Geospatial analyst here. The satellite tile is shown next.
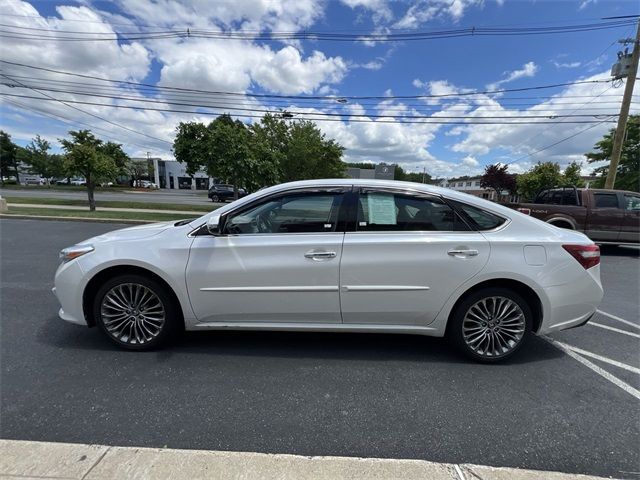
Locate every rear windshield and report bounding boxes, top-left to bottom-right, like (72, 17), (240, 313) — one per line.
(449, 201), (507, 231)
(536, 188), (580, 206)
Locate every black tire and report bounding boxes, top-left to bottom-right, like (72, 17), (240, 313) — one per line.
(93, 274), (181, 351)
(211, 194), (220, 203)
(447, 287), (532, 363)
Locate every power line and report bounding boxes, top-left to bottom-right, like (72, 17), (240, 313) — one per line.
(0, 83), (624, 120)
(0, 59), (613, 101)
(0, 74), (172, 145)
(0, 18), (636, 42)
(506, 118), (614, 165)
(2, 73), (633, 114)
(0, 91), (618, 125)
(1, 97), (163, 150)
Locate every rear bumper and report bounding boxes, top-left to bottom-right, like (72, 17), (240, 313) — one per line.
(537, 268), (603, 335)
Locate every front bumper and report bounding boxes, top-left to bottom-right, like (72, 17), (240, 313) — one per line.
(52, 260), (88, 326)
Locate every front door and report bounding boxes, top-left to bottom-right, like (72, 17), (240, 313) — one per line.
(586, 192), (623, 241)
(186, 187), (348, 324)
(620, 192), (640, 243)
(340, 188), (490, 326)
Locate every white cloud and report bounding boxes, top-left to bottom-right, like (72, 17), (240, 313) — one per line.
(448, 70), (640, 171)
(0, 0), (151, 81)
(394, 0), (484, 29)
(487, 61), (538, 90)
(462, 155), (479, 167)
(553, 61), (582, 69)
(340, 0), (393, 23)
(578, 0), (597, 10)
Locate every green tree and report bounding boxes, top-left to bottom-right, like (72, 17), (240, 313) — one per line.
(0, 130), (20, 185)
(517, 162), (563, 201)
(280, 120), (345, 182)
(126, 158), (150, 187)
(586, 115), (639, 191)
(560, 161), (585, 188)
(59, 130), (126, 211)
(23, 135), (64, 185)
(174, 113), (346, 194)
(517, 160), (588, 200)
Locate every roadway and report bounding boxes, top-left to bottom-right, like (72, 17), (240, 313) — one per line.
(1, 218), (638, 478)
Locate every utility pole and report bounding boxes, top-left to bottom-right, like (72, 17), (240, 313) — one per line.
(605, 19), (640, 189)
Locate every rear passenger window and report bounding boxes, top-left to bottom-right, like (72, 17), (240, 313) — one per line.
(449, 201), (507, 230)
(594, 193), (619, 208)
(357, 190), (469, 232)
(561, 189), (579, 206)
(624, 194), (640, 211)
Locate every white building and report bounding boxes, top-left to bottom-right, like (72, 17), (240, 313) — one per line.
(148, 158), (213, 190)
(437, 176), (518, 202)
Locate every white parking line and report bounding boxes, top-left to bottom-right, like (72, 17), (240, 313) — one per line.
(543, 336), (640, 401)
(588, 322), (640, 339)
(554, 341), (640, 375)
(597, 309), (640, 331)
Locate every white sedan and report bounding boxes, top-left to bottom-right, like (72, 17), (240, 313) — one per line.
(53, 179), (603, 362)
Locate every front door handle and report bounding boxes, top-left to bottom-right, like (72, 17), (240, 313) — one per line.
(304, 251), (337, 260)
(448, 249), (479, 257)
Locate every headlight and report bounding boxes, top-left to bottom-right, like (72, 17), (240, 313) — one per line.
(59, 244), (94, 264)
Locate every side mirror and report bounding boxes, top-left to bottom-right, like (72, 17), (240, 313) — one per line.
(206, 215), (222, 235)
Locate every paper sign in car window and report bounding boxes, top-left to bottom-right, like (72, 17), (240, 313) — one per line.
(367, 193), (397, 225)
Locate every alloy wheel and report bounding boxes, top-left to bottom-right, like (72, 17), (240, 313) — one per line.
(462, 296), (526, 358)
(100, 283), (166, 345)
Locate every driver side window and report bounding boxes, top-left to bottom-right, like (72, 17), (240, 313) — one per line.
(224, 192), (344, 234)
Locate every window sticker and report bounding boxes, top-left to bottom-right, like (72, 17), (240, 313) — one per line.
(367, 193), (397, 225)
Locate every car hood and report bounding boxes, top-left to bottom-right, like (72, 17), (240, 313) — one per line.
(86, 221), (175, 244)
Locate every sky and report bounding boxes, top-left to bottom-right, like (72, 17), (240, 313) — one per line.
(0, 0), (638, 179)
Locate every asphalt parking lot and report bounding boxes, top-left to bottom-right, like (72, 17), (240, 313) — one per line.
(1, 218), (638, 478)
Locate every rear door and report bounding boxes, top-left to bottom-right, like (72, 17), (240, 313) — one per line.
(339, 187), (490, 326)
(620, 193), (640, 243)
(586, 192), (623, 241)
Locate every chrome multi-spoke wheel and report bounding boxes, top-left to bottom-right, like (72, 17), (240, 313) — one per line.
(449, 288), (532, 362)
(100, 283), (166, 345)
(462, 296), (526, 358)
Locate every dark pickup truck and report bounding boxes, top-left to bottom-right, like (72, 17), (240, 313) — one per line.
(511, 187), (640, 245)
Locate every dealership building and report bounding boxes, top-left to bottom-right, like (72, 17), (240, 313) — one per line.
(146, 158), (214, 190)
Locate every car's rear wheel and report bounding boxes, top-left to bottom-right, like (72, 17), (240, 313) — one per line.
(448, 287), (531, 363)
(93, 274), (180, 350)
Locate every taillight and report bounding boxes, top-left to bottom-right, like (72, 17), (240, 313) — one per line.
(562, 244), (600, 269)
(518, 208), (531, 215)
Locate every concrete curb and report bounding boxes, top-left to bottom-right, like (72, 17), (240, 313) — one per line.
(0, 440), (616, 480)
(0, 213), (153, 224)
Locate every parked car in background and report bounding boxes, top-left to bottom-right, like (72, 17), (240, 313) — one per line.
(70, 178), (87, 186)
(138, 180), (159, 189)
(208, 184), (247, 202)
(54, 179), (603, 363)
(510, 187), (639, 245)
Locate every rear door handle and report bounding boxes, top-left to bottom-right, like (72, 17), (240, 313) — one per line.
(448, 249), (479, 257)
(304, 251), (337, 260)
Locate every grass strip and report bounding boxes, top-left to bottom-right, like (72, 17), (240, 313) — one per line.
(3, 196), (212, 213)
(5, 206), (200, 222)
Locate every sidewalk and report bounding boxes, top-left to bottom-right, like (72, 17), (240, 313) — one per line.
(0, 440), (613, 480)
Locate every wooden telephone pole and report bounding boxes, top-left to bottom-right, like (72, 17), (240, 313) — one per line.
(604, 19), (640, 189)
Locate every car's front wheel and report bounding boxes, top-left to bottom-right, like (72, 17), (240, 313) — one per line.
(93, 274), (180, 350)
(448, 287), (531, 363)
(211, 194), (220, 203)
